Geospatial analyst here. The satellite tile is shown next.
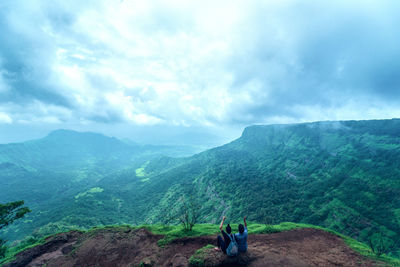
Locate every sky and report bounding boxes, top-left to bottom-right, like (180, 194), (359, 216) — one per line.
(1, 0), (400, 145)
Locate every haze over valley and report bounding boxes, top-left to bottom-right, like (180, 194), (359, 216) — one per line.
(1, 0), (400, 265)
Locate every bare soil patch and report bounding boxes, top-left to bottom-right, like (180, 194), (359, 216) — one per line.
(4, 228), (382, 267)
(197, 228), (379, 267)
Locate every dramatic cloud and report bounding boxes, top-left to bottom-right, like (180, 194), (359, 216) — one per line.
(1, 0), (400, 144)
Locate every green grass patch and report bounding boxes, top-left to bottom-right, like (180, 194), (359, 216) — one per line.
(189, 244), (214, 267)
(0, 240), (44, 265)
(0, 229), (84, 265)
(135, 161), (149, 178)
(141, 224), (219, 247)
(74, 187), (104, 199)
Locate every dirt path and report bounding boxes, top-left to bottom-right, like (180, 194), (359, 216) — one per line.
(4, 228), (382, 267)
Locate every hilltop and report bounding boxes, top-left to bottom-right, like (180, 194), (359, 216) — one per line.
(3, 224), (393, 267)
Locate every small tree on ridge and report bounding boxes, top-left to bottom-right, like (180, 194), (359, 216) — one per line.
(0, 200), (30, 258)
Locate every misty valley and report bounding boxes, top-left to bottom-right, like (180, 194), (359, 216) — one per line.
(1, 119), (400, 264)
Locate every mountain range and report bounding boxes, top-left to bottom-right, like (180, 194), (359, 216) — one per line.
(1, 119), (399, 257)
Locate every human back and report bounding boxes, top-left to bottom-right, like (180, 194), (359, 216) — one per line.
(235, 217), (248, 252)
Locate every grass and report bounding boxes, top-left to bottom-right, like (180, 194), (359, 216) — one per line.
(142, 224), (219, 247)
(1, 222), (399, 266)
(0, 229), (84, 265)
(74, 187), (104, 199)
(0, 236), (52, 264)
(189, 244), (214, 267)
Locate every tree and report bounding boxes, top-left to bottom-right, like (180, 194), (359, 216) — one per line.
(0, 200), (30, 230)
(367, 231), (396, 257)
(0, 200), (30, 258)
(176, 195), (200, 231)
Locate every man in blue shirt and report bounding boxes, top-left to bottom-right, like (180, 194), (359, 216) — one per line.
(235, 216), (248, 252)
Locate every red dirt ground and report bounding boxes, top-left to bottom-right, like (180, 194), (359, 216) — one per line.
(3, 228), (383, 267)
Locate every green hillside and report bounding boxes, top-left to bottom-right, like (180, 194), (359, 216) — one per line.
(0, 130), (197, 242)
(1, 119), (400, 258)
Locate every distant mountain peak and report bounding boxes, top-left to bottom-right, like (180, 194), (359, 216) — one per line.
(47, 129), (106, 137)
(45, 129), (123, 143)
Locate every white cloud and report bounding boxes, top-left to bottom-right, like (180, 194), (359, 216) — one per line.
(0, 112), (12, 124)
(1, 0), (400, 143)
(1, 101), (71, 125)
(43, 3), (239, 127)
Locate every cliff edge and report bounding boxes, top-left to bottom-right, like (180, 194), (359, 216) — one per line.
(3, 226), (384, 267)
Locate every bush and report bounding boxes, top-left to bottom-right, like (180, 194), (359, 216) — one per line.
(367, 232), (395, 257)
(0, 239), (7, 259)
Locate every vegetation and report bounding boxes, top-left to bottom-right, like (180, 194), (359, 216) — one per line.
(174, 195), (200, 231)
(0, 201), (30, 230)
(189, 244), (214, 267)
(0, 200), (30, 258)
(1, 119), (400, 258)
(367, 230), (398, 257)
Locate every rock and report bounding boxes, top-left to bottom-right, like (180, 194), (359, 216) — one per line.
(170, 253), (188, 267)
(61, 244), (74, 255)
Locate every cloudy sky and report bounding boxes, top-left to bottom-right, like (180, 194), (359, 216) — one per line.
(1, 0), (400, 145)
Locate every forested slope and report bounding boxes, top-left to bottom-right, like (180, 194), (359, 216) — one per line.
(140, 119), (400, 256)
(1, 119), (399, 257)
(0, 130), (196, 242)
(102, 119), (400, 256)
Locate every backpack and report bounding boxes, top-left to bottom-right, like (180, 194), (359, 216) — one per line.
(226, 234), (238, 256)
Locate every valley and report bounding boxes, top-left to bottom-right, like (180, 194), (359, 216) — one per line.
(1, 119), (400, 259)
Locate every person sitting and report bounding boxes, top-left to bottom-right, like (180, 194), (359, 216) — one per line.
(235, 216), (248, 252)
(215, 216), (234, 254)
